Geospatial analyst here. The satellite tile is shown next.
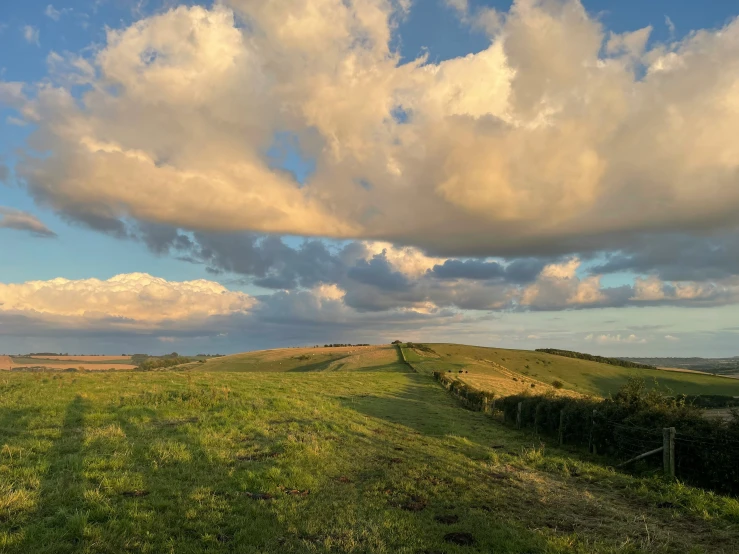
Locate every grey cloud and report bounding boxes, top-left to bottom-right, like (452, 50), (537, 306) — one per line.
(0, 206), (56, 237)
(347, 253), (412, 292)
(430, 257), (547, 283)
(591, 231), (739, 282)
(431, 259), (505, 280)
(57, 208), (128, 238)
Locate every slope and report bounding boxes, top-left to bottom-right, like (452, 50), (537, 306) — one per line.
(201, 344), (410, 373)
(1, 369), (737, 553)
(404, 343), (739, 397)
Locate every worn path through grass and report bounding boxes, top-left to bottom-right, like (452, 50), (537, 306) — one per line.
(1, 370), (738, 553)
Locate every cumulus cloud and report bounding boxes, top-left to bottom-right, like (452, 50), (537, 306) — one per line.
(520, 259), (609, 309)
(140, 226), (739, 313)
(0, 273), (255, 330)
(585, 333), (647, 344)
(0, 271), (467, 348)
(0, 207), (56, 237)
(3, 0), (739, 259)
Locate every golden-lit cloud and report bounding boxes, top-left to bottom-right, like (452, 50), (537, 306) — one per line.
(4, 0), (738, 255)
(0, 273), (255, 327)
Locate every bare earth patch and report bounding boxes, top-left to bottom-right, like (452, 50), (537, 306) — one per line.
(28, 355), (133, 361)
(0, 355), (11, 371)
(10, 362), (137, 371)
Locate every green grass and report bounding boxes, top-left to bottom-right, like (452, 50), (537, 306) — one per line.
(404, 344), (739, 397)
(202, 345), (410, 374)
(2, 367), (739, 553)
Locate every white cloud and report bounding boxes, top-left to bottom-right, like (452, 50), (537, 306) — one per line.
(665, 335), (679, 342)
(632, 276), (666, 301)
(0, 273), (255, 328)
(585, 333), (647, 344)
(22, 26), (39, 46)
(362, 241), (446, 278)
(520, 258), (606, 309)
(312, 283), (346, 301)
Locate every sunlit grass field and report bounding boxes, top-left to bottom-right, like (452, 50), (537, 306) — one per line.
(2, 352), (739, 552)
(404, 343), (739, 397)
(202, 345), (409, 374)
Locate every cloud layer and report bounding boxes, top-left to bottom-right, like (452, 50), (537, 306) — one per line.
(4, 0), (739, 257)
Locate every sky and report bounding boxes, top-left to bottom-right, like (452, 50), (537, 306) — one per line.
(1, 0), (738, 356)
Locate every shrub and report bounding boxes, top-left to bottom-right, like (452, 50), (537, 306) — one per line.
(552, 380), (564, 389)
(497, 377), (739, 495)
(535, 348), (657, 370)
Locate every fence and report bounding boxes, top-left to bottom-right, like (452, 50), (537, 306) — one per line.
(433, 371), (739, 495)
(396, 345), (416, 372)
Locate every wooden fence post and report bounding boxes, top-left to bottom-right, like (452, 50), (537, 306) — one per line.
(589, 410), (597, 454)
(482, 397), (489, 414)
(663, 427), (676, 478)
(491, 398), (496, 415)
(516, 402), (522, 429)
(558, 410), (564, 446)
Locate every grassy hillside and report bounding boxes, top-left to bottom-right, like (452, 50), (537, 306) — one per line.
(403, 343), (739, 397)
(201, 344), (410, 373)
(2, 369), (738, 553)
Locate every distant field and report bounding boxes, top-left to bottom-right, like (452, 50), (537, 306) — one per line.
(0, 356), (11, 371)
(13, 356), (133, 365)
(202, 345), (410, 373)
(10, 362), (137, 371)
(7, 355), (137, 371)
(403, 343), (739, 397)
(27, 355), (133, 362)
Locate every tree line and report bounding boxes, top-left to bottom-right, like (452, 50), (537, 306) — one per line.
(535, 348), (657, 370)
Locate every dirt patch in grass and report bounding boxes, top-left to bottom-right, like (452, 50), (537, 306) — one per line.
(28, 355), (133, 362)
(443, 532), (475, 546)
(121, 490), (150, 498)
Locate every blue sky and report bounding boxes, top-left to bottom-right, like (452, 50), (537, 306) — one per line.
(1, 0), (739, 356)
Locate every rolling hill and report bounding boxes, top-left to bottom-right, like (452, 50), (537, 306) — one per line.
(401, 343), (739, 398)
(201, 344), (410, 373)
(3, 343), (739, 552)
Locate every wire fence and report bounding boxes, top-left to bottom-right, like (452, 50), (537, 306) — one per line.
(432, 372), (739, 495)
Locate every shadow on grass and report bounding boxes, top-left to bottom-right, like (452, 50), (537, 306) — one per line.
(111, 401), (293, 551)
(0, 406), (39, 439)
(16, 395), (89, 551)
(339, 374), (506, 447)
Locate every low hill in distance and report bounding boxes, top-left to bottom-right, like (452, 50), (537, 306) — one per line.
(201, 344), (411, 373)
(620, 356), (739, 378)
(401, 343), (739, 398)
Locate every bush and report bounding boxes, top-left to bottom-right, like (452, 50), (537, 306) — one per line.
(535, 348), (657, 370)
(138, 357), (193, 371)
(497, 377), (739, 495)
(552, 380), (564, 389)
